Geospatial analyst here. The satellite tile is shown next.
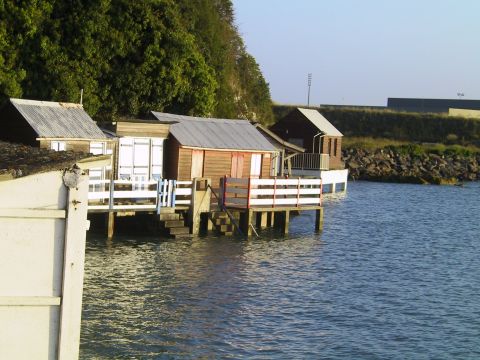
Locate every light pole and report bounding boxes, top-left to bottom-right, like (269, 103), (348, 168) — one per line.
(307, 73), (312, 107)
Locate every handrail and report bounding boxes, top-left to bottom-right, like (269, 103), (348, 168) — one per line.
(208, 183), (245, 237)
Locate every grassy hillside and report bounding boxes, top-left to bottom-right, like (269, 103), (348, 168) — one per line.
(273, 105), (480, 146)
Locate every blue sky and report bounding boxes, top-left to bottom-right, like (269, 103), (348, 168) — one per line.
(232, 0), (480, 106)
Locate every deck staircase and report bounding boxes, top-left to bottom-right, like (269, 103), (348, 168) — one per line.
(159, 208), (192, 238)
(209, 211), (235, 236)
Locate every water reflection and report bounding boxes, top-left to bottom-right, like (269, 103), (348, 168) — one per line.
(81, 182), (480, 359)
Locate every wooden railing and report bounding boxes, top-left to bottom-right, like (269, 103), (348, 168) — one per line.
(88, 179), (192, 212)
(291, 153), (329, 170)
(222, 177), (323, 209)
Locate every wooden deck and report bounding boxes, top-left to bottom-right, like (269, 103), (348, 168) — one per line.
(221, 176), (324, 235)
(87, 176), (326, 238)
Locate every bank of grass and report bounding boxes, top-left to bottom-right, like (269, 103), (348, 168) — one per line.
(343, 137), (480, 156)
(272, 105), (480, 146)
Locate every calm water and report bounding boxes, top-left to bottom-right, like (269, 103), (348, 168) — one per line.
(80, 181), (480, 359)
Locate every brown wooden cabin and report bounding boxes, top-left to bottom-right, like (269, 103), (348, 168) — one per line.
(252, 122), (305, 176)
(270, 107), (344, 170)
(151, 112), (277, 188)
(0, 98), (112, 151)
(0, 98), (115, 179)
(114, 119), (171, 180)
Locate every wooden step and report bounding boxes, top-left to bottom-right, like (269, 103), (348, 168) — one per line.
(220, 224), (233, 232)
(163, 220), (185, 228)
(159, 213), (180, 221)
(173, 233), (194, 239)
(211, 211), (228, 219)
(214, 218), (231, 226)
(169, 226), (190, 235)
(159, 207), (175, 214)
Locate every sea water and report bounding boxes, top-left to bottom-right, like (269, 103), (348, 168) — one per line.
(80, 181), (480, 359)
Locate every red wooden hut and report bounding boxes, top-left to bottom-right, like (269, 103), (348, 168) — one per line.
(151, 112), (277, 188)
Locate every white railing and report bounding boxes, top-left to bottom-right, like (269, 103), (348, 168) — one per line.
(88, 179), (192, 212)
(291, 153), (329, 170)
(222, 177), (323, 208)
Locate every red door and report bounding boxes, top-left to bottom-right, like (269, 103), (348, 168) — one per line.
(231, 153), (244, 178)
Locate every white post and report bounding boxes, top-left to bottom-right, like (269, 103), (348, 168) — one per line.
(57, 174), (89, 360)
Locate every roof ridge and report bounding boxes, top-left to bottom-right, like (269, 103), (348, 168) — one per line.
(10, 98), (83, 109)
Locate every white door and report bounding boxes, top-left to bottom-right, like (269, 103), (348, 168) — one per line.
(132, 138), (150, 179)
(250, 154), (262, 178)
(151, 138), (164, 180)
(118, 138), (134, 179)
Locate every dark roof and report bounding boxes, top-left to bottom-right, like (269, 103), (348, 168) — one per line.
(0, 141), (97, 180)
(151, 112), (276, 152)
(297, 108), (343, 137)
(10, 98), (106, 139)
(253, 123), (305, 153)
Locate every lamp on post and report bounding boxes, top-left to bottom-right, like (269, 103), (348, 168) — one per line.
(307, 73), (312, 107)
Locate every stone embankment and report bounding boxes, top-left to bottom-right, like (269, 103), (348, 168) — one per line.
(343, 148), (480, 184)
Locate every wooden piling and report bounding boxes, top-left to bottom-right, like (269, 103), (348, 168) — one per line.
(189, 178), (212, 235)
(283, 210), (290, 234)
(267, 212), (275, 227)
(241, 209), (254, 236)
(106, 212), (115, 239)
(257, 212), (268, 229)
(315, 208), (324, 232)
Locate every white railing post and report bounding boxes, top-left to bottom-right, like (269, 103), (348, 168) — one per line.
(108, 179), (114, 210)
(156, 179), (163, 215)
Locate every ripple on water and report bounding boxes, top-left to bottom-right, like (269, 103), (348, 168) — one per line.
(80, 181), (480, 359)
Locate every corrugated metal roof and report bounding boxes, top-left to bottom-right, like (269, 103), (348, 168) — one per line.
(10, 98), (106, 139)
(151, 112), (276, 151)
(297, 108), (343, 137)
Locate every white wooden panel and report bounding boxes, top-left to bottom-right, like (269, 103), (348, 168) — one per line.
(0, 297), (61, 306)
(174, 200), (191, 205)
(58, 178), (89, 360)
(175, 188), (192, 196)
(87, 205), (110, 210)
(176, 181), (193, 186)
(250, 154), (262, 177)
(0, 209), (65, 219)
(112, 205), (156, 210)
(250, 197), (320, 206)
(0, 172), (67, 209)
(0, 306), (60, 360)
(112, 190), (157, 199)
(0, 218), (65, 297)
(250, 188), (321, 196)
(320, 169), (349, 184)
(88, 192), (109, 200)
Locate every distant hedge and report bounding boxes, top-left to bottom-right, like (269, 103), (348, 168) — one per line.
(272, 105), (480, 145)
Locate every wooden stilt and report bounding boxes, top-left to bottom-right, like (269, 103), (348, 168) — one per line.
(107, 212), (115, 239)
(242, 209), (253, 236)
(267, 212), (275, 227)
(282, 210), (290, 234)
(315, 208), (324, 232)
(257, 212), (268, 229)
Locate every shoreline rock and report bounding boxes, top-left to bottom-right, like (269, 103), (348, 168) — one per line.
(343, 148), (480, 185)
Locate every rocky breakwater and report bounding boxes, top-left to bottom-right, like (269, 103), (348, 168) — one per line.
(343, 148), (480, 184)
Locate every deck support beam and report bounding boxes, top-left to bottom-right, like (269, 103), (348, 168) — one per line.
(257, 212), (268, 229)
(241, 209), (254, 237)
(106, 212), (115, 239)
(315, 208), (324, 232)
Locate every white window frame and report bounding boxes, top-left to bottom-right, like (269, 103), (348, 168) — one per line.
(51, 141), (66, 152)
